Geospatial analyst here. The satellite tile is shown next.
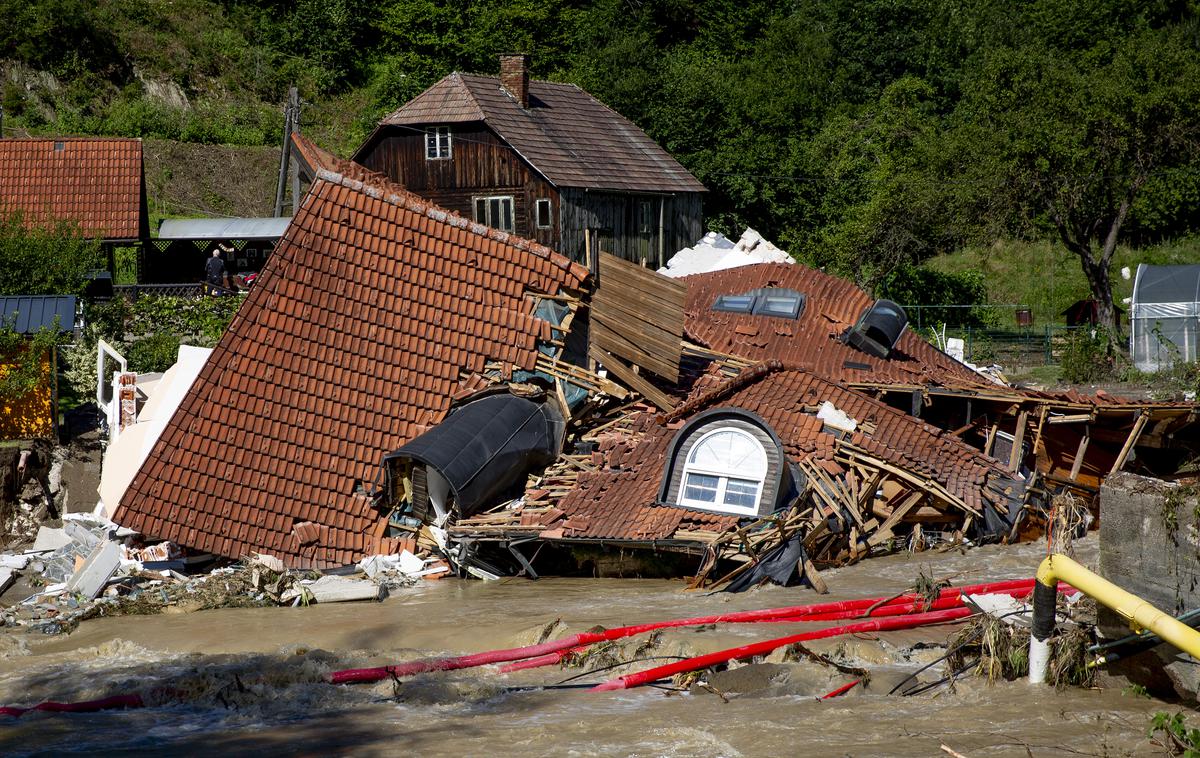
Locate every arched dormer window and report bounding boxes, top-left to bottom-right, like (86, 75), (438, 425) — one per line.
(679, 428), (768, 514)
(659, 408), (790, 519)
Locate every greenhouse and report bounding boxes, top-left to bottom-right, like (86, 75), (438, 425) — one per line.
(1130, 264), (1200, 372)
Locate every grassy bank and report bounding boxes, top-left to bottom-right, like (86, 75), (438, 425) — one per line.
(927, 238), (1200, 328)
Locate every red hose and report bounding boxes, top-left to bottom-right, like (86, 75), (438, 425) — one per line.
(820, 679), (861, 699)
(590, 607), (974, 691)
(495, 582), (1047, 674)
(329, 578), (1039, 684)
(0, 694), (144, 718)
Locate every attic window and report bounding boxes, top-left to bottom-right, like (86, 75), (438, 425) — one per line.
(425, 126), (452, 160)
(712, 288), (806, 319)
(54, 141), (65, 152)
(535, 198), (553, 229)
(678, 427), (768, 515)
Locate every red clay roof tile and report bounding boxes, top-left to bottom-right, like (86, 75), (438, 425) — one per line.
(0, 137), (144, 240)
(113, 154), (588, 568)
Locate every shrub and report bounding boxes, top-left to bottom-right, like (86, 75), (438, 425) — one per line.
(1060, 327), (1118, 384)
(125, 332), (181, 373)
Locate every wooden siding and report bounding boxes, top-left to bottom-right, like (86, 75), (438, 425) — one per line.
(356, 123), (559, 248)
(559, 189), (702, 266)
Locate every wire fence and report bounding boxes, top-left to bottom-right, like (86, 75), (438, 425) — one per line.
(931, 325), (1087, 367)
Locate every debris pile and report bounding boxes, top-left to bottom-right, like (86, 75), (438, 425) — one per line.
(0, 512), (448, 635)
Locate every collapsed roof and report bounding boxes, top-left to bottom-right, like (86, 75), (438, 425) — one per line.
(112, 155), (588, 567)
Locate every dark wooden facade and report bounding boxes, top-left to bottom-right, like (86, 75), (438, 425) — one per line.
(355, 124), (702, 266)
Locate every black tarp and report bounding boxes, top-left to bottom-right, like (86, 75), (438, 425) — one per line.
(722, 533), (809, 593)
(383, 393), (564, 519)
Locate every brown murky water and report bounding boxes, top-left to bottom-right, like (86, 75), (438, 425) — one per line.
(0, 537), (1172, 756)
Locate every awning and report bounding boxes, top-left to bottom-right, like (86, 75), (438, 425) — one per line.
(156, 217), (292, 240)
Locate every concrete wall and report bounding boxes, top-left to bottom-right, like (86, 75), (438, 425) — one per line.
(1099, 472), (1200, 701)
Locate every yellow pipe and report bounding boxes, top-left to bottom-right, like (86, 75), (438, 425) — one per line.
(1029, 554), (1200, 684)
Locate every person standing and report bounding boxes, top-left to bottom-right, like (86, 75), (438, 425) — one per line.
(204, 248), (226, 295)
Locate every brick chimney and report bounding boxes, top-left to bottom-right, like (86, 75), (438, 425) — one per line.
(499, 54), (530, 108)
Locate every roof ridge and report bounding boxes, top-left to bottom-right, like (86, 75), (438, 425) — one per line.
(314, 167), (588, 278)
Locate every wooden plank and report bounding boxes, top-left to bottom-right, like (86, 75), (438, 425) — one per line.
(598, 252), (687, 306)
(589, 347), (676, 411)
(1008, 410), (1029, 472)
(591, 252), (685, 383)
(590, 318), (681, 383)
(1110, 413), (1149, 476)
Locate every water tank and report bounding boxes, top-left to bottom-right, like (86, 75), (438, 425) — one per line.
(844, 300), (908, 359)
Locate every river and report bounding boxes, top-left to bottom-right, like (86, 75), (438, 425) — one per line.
(0, 536), (1170, 756)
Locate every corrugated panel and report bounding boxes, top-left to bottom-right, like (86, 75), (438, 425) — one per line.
(112, 152), (589, 569)
(0, 296), (77, 333)
(0, 138), (143, 240)
(157, 217), (292, 240)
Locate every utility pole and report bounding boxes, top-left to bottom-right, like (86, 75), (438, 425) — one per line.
(273, 87), (299, 217)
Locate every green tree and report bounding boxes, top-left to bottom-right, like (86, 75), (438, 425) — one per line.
(0, 211), (104, 297)
(954, 28), (1200, 342)
(805, 77), (963, 290)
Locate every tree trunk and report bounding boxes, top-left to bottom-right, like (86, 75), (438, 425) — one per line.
(1079, 254), (1122, 338)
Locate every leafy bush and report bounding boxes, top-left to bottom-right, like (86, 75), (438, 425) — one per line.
(125, 333), (182, 373)
(0, 211), (104, 297)
(878, 264), (991, 328)
(1060, 327), (1119, 384)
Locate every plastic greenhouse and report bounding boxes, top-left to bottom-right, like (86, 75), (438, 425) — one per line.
(1130, 264), (1200, 372)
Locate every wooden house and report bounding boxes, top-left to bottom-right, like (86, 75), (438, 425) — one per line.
(353, 55), (706, 267)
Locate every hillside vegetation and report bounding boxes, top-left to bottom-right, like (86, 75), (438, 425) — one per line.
(2, 0), (1199, 325)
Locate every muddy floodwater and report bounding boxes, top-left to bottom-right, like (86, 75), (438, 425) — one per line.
(0, 537), (1171, 756)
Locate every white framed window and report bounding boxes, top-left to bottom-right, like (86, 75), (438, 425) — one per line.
(425, 126), (452, 160)
(535, 198), (553, 229)
(677, 427), (768, 516)
(473, 195), (515, 233)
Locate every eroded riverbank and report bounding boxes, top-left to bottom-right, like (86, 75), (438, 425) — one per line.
(0, 537), (1175, 756)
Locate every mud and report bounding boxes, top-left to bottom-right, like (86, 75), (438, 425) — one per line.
(0, 536), (1173, 756)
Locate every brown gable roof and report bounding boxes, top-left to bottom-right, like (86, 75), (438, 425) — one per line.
(682, 263), (995, 390)
(556, 364), (1017, 542)
(375, 73), (706, 194)
(0, 137), (144, 240)
(112, 160), (589, 568)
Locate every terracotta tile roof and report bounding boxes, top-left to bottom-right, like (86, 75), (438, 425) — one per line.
(376, 73), (706, 194)
(682, 263), (994, 390)
(112, 159), (589, 568)
(556, 364), (1017, 541)
(0, 137), (144, 240)
(289, 132), (355, 180)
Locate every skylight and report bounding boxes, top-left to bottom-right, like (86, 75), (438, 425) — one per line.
(711, 288), (805, 319)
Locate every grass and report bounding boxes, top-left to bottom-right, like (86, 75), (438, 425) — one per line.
(927, 237), (1200, 327)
